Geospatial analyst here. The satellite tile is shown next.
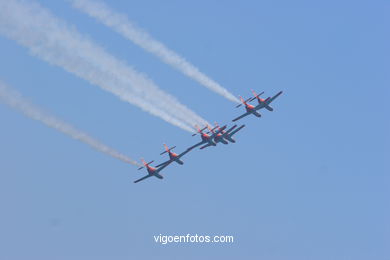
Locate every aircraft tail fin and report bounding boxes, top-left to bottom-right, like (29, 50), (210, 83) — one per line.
(160, 144), (176, 155)
(192, 125), (200, 136)
(139, 158), (154, 169)
(250, 90), (264, 102)
(192, 125), (207, 136)
(236, 96), (252, 108)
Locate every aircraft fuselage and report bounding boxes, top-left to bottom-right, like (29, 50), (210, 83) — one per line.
(168, 152), (184, 165)
(147, 166), (163, 179)
(201, 133), (216, 146)
(246, 104), (256, 112)
(214, 133), (228, 144)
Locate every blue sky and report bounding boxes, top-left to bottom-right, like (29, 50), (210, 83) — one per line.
(0, 0), (388, 259)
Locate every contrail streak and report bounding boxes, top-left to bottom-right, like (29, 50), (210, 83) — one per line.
(0, 0), (208, 133)
(0, 81), (141, 166)
(70, 0), (239, 103)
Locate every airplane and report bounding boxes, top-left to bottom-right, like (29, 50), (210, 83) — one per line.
(213, 123), (246, 144)
(188, 124), (227, 150)
(134, 158), (168, 183)
(232, 90), (283, 122)
(154, 144), (193, 168)
(232, 96), (262, 122)
(250, 90), (283, 112)
(207, 124), (228, 145)
(236, 91), (264, 108)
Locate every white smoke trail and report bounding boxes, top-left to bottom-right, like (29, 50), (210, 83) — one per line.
(70, 0), (240, 104)
(0, 0), (208, 133)
(0, 81), (141, 166)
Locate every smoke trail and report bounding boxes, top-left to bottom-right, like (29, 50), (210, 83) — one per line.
(0, 81), (141, 166)
(0, 0), (208, 133)
(70, 0), (239, 103)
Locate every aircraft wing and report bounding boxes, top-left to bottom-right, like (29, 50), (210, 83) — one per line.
(200, 143), (213, 150)
(232, 111), (251, 122)
(187, 141), (204, 151)
(223, 125), (237, 136)
(268, 91), (283, 104)
(155, 159), (173, 172)
(252, 111), (261, 117)
(177, 148), (193, 159)
(210, 125), (227, 138)
(134, 175), (152, 183)
(229, 124), (245, 137)
(155, 159), (172, 168)
(155, 148), (192, 168)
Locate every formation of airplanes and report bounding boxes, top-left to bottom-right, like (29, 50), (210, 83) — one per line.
(134, 90), (283, 183)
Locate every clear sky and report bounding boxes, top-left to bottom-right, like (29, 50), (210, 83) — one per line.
(0, 0), (388, 259)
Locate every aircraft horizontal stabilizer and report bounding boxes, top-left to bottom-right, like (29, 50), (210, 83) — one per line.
(236, 96), (252, 108)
